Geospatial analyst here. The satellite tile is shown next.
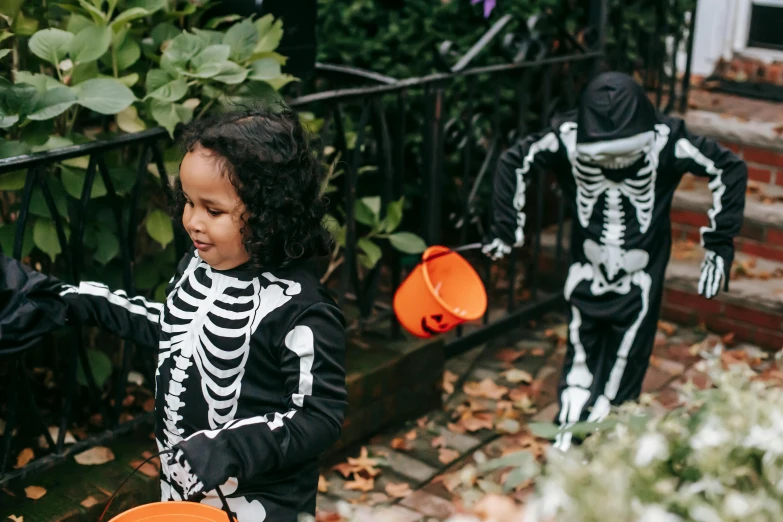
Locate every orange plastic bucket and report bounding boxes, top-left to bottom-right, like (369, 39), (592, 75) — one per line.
(393, 245), (487, 338)
(109, 502), (233, 521)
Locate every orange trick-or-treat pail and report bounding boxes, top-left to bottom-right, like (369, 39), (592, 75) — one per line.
(393, 246), (487, 338)
(109, 502), (234, 521)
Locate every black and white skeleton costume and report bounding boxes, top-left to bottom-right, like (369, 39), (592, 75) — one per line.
(483, 72), (747, 450)
(0, 247), (347, 520)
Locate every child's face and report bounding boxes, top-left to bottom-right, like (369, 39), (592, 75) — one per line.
(179, 146), (251, 270)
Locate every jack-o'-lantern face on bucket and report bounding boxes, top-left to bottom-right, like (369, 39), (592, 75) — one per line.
(420, 313), (456, 336)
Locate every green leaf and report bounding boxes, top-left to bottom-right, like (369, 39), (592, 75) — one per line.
(0, 140), (31, 160)
(28, 28), (73, 64)
(150, 22), (178, 47)
(205, 14), (242, 30)
(110, 7), (150, 32)
(383, 197), (404, 233)
(20, 120), (55, 146)
(76, 349), (113, 388)
(145, 76), (187, 102)
(211, 61), (248, 85)
(253, 15), (283, 53)
(61, 165), (107, 199)
(266, 74), (298, 91)
(190, 44), (230, 70)
(0, 0), (22, 21)
(115, 35), (141, 69)
(114, 72), (139, 88)
(116, 105), (146, 133)
(12, 11), (38, 36)
(248, 57), (281, 81)
(0, 31), (13, 44)
(222, 19), (258, 62)
(502, 466), (537, 494)
(146, 208), (173, 248)
(248, 51), (287, 65)
(0, 49), (10, 60)
(3, 83), (38, 116)
(108, 166), (137, 195)
(150, 99), (192, 136)
(12, 72), (64, 93)
(0, 170), (26, 190)
(28, 87), (77, 120)
(73, 78), (136, 114)
(94, 228), (119, 264)
(191, 28), (223, 46)
(31, 135), (73, 153)
(163, 32), (204, 68)
(69, 24), (112, 63)
(388, 232), (427, 254)
(0, 223), (34, 258)
(357, 238), (382, 269)
(78, 0), (107, 24)
(29, 179), (69, 218)
(354, 199), (377, 227)
(126, 0), (166, 12)
(0, 112), (18, 129)
(145, 69), (172, 92)
(33, 218), (62, 262)
(71, 60), (100, 85)
(153, 281), (168, 303)
(361, 196), (381, 218)
(66, 13), (94, 34)
(134, 261), (159, 290)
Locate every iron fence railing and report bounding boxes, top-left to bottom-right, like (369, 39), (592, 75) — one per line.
(0, 0), (697, 487)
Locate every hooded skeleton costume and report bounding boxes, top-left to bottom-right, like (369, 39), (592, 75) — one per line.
(0, 247), (347, 521)
(483, 72), (747, 450)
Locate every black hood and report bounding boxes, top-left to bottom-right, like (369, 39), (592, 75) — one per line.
(576, 72), (659, 144)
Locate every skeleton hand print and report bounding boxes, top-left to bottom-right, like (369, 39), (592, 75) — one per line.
(698, 250), (725, 300)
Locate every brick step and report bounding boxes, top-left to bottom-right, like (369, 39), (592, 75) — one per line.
(672, 174), (783, 262)
(539, 225), (783, 351)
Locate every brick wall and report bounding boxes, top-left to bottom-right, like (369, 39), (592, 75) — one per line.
(720, 142), (783, 185)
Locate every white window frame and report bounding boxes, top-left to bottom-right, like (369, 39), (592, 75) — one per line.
(732, 0), (783, 62)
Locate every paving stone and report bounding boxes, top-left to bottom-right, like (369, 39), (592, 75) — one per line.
(400, 489), (458, 520)
(369, 445), (438, 484)
(434, 425), (483, 453)
(531, 401), (559, 423)
(373, 505), (425, 522)
(316, 494), (343, 514)
(642, 365), (674, 393)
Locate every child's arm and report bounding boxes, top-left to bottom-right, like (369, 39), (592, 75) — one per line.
(483, 129), (562, 260)
(172, 301), (346, 496)
(666, 117), (748, 298)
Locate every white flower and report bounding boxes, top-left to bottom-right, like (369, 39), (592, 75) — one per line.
(723, 491), (752, 518)
(634, 433), (669, 467)
(690, 416), (730, 450)
(637, 504), (682, 522)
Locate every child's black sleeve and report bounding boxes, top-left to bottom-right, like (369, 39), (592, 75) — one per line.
(174, 301), (347, 493)
(483, 129), (563, 259)
(666, 117), (748, 288)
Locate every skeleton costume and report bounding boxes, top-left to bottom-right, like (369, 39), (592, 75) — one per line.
(0, 247), (347, 521)
(483, 72), (747, 450)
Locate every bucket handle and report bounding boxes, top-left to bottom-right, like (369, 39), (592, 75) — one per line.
(420, 243), (483, 263)
(98, 448), (236, 522)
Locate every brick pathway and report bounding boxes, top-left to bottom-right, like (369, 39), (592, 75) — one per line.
(315, 313), (730, 521)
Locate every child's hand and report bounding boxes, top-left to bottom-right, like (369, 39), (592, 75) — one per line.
(698, 250), (725, 300)
(482, 237), (514, 261)
(167, 448), (206, 500)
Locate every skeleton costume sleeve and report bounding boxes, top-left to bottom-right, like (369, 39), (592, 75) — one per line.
(483, 130), (565, 260)
(664, 115), (748, 294)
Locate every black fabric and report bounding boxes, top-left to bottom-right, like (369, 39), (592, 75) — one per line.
(0, 249), (347, 521)
(576, 72), (660, 144)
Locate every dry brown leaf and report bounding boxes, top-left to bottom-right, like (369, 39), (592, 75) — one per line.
(431, 435), (447, 448)
(315, 512), (342, 522)
(463, 379), (509, 400)
(346, 447), (380, 477)
(530, 347), (545, 356)
(331, 462), (355, 479)
(129, 460), (159, 478)
(81, 496), (100, 508)
(8, 515), (23, 522)
(443, 370), (458, 395)
(459, 413), (495, 433)
(391, 437), (412, 451)
(657, 321), (677, 336)
(416, 416), (429, 429)
(438, 447), (460, 465)
(494, 348), (525, 364)
(318, 475), (329, 493)
(344, 475), (374, 492)
(722, 332), (737, 345)
(25, 486), (47, 500)
(447, 422), (466, 434)
(15, 448), (34, 469)
(74, 446), (115, 466)
(385, 482), (412, 498)
(404, 429), (417, 441)
(472, 493), (523, 520)
(38, 427), (77, 449)
(503, 369), (533, 384)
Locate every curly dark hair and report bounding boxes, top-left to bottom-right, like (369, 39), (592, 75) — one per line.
(171, 105), (332, 269)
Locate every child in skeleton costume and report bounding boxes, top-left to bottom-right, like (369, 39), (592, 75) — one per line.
(0, 107), (347, 520)
(483, 72), (747, 450)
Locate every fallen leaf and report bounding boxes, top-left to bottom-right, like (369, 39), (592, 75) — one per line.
(496, 418), (522, 434)
(331, 462), (354, 479)
(74, 446), (115, 466)
(447, 422), (466, 434)
(8, 515), (23, 522)
(721, 332), (736, 345)
(472, 493), (522, 520)
(81, 496), (100, 508)
(346, 447), (380, 477)
(459, 413), (495, 432)
(416, 416), (429, 429)
(439, 447), (460, 465)
(494, 348), (525, 364)
(404, 429), (417, 441)
(503, 369), (533, 384)
(15, 448), (34, 469)
(431, 436), (447, 448)
(385, 482), (412, 498)
(443, 370), (458, 395)
(318, 475), (329, 493)
(24, 486), (47, 500)
(129, 460), (159, 478)
(391, 437), (412, 451)
(530, 347), (545, 356)
(464, 379), (509, 400)
(657, 321), (677, 336)
(344, 475), (374, 492)
(39, 427), (77, 449)
(142, 398), (155, 412)
(315, 512), (342, 522)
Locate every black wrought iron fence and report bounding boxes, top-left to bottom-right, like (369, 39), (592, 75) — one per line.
(0, 0), (698, 487)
